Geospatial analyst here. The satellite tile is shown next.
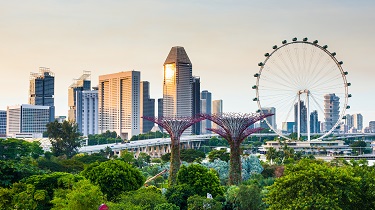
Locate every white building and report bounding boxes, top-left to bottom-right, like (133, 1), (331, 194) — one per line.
(81, 90), (98, 136)
(98, 71), (140, 140)
(6, 104), (51, 138)
(352, 113), (363, 132)
(323, 93), (340, 132)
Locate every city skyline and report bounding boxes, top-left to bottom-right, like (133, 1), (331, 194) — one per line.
(0, 1), (374, 126)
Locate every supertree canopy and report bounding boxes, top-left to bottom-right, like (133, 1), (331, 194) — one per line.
(201, 112), (273, 185)
(142, 116), (204, 186)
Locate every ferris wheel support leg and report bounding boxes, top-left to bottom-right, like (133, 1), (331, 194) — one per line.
(298, 94), (301, 140)
(307, 92), (311, 141)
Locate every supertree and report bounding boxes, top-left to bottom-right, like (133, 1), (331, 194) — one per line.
(201, 112), (273, 185)
(142, 116), (204, 186)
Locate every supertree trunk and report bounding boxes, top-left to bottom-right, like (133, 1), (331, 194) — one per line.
(229, 140), (242, 185)
(169, 137), (181, 187)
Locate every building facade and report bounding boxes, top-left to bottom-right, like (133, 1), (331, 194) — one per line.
(98, 71), (140, 139)
(0, 110), (6, 138)
(294, 101), (307, 133)
(68, 72), (91, 130)
(6, 104), (50, 138)
(352, 113), (363, 132)
(323, 93), (340, 132)
(212, 100), (223, 130)
(29, 67), (55, 122)
(80, 90), (98, 136)
(310, 110), (320, 133)
(192, 76), (201, 135)
(369, 121), (375, 133)
(200, 90), (212, 134)
(163, 46), (193, 118)
(157, 98), (163, 131)
(282, 122), (295, 133)
(140, 81), (155, 133)
(260, 107), (276, 130)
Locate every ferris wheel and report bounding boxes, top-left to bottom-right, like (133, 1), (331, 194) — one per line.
(253, 37), (351, 141)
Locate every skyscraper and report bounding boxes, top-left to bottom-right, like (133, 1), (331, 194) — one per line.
(352, 113), (363, 131)
(157, 98), (163, 131)
(294, 101), (307, 133)
(192, 76), (201, 135)
(212, 100), (223, 130)
(260, 107), (276, 130)
(369, 121), (375, 133)
(310, 110), (320, 133)
(29, 67), (55, 122)
(140, 81), (155, 133)
(201, 90), (212, 134)
(80, 89), (98, 136)
(163, 46), (192, 118)
(323, 93), (340, 132)
(68, 72), (91, 132)
(98, 71), (140, 139)
(345, 114), (353, 130)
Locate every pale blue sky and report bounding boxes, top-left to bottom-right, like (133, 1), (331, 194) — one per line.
(0, 1), (374, 126)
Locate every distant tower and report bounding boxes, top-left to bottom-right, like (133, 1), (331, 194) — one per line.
(201, 90), (212, 134)
(323, 93), (340, 132)
(310, 110), (320, 133)
(140, 81), (155, 133)
(212, 100), (223, 130)
(98, 71), (140, 139)
(369, 121), (375, 133)
(29, 67), (55, 122)
(294, 101), (307, 133)
(157, 98), (163, 131)
(352, 113), (363, 131)
(0, 110), (6, 138)
(68, 71), (91, 132)
(192, 77), (201, 135)
(345, 114), (353, 130)
(260, 107), (276, 130)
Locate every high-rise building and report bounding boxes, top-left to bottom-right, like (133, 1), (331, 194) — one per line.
(6, 104), (50, 138)
(294, 101), (307, 133)
(345, 114), (353, 130)
(192, 77), (201, 135)
(323, 93), (340, 132)
(310, 110), (320, 133)
(80, 89), (98, 136)
(352, 113), (363, 132)
(212, 100), (223, 130)
(163, 46), (192, 119)
(260, 107), (276, 130)
(140, 81), (155, 133)
(282, 122), (295, 133)
(68, 72), (91, 123)
(201, 90), (212, 134)
(98, 71), (140, 139)
(369, 121), (375, 133)
(0, 110), (6, 138)
(157, 98), (163, 131)
(29, 67), (55, 122)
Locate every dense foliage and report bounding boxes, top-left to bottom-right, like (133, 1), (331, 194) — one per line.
(46, 121), (81, 158)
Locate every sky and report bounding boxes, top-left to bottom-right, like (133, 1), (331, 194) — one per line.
(0, 0), (374, 127)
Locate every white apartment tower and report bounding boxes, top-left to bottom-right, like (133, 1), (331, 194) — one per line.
(352, 113), (363, 132)
(323, 93), (340, 132)
(163, 46), (193, 118)
(81, 89), (98, 136)
(98, 71), (140, 139)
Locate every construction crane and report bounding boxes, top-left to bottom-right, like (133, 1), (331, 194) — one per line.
(144, 169), (168, 186)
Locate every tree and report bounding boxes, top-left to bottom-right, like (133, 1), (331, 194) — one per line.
(265, 159), (363, 210)
(177, 164), (224, 198)
(0, 138), (44, 160)
(201, 112), (272, 185)
(119, 150), (136, 164)
(46, 121), (81, 158)
(142, 116), (203, 186)
(236, 184), (264, 210)
(154, 203), (180, 210)
(187, 195), (222, 210)
(115, 186), (167, 210)
(165, 184), (195, 210)
(207, 149), (230, 162)
(134, 152), (151, 168)
(81, 160), (145, 200)
(350, 140), (368, 155)
(0, 159), (43, 187)
(51, 179), (105, 210)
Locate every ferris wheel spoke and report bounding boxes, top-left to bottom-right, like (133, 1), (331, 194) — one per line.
(273, 53), (300, 88)
(307, 64), (342, 88)
(305, 51), (326, 87)
(263, 64), (298, 88)
(309, 93), (325, 116)
(310, 75), (345, 91)
(307, 56), (333, 88)
(260, 76), (297, 90)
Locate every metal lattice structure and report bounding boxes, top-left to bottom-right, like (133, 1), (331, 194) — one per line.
(142, 115), (204, 186)
(201, 112), (273, 185)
